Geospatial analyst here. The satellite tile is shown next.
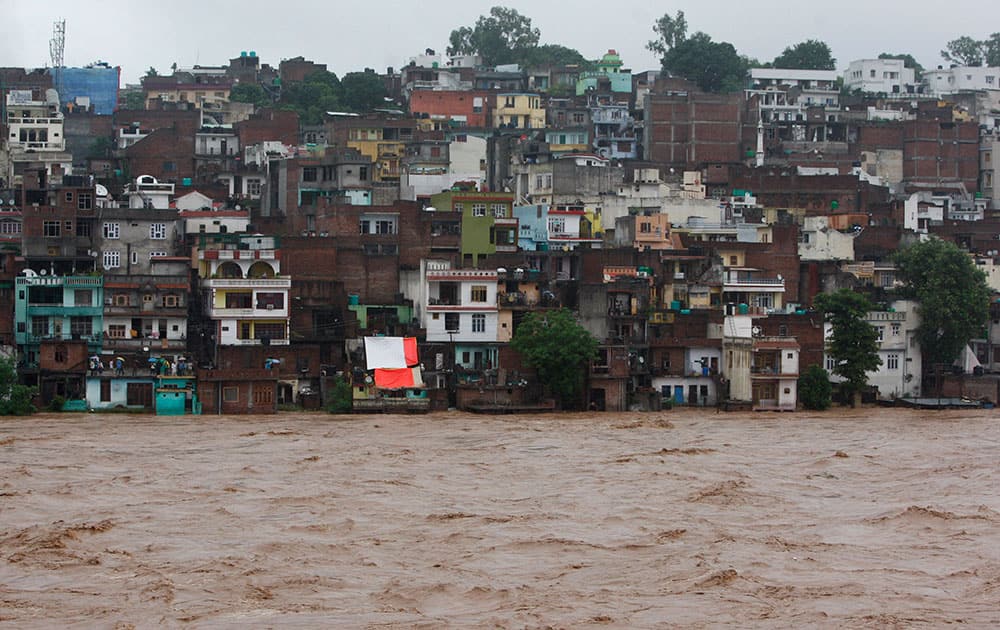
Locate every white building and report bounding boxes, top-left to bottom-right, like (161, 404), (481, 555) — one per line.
(197, 234), (291, 346)
(923, 66), (1000, 96)
(798, 216), (857, 262)
(123, 175), (174, 209)
(420, 260), (499, 344)
(4, 89), (73, 183)
(747, 68), (840, 122)
(825, 301), (922, 400)
(844, 59), (918, 95)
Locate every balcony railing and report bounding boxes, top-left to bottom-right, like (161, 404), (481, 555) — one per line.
(208, 306), (289, 318)
(201, 277), (290, 288)
(226, 338), (290, 346)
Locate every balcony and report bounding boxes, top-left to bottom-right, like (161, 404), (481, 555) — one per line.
(226, 338), (290, 346)
(21, 333), (102, 345)
(102, 337), (188, 351)
(201, 277), (290, 289)
(208, 305), (289, 318)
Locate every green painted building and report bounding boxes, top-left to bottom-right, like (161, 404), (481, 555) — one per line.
(15, 274), (104, 364)
(430, 190), (516, 267)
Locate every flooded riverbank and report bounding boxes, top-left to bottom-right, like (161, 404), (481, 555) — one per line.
(2, 408), (999, 627)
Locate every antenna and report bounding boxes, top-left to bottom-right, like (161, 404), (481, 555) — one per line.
(50, 19), (65, 68)
(49, 19), (65, 104)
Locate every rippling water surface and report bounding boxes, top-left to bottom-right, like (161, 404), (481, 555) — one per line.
(1, 409), (999, 627)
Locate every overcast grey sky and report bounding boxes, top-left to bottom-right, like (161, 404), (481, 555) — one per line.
(2, 1), (998, 85)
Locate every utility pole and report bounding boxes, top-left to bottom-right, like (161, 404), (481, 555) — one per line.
(49, 19), (66, 104)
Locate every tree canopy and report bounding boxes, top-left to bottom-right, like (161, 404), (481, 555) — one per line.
(939, 34), (1000, 67)
(798, 364), (832, 411)
(0, 356), (36, 416)
(448, 6), (541, 67)
(772, 39), (836, 70)
(647, 10), (688, 57)
(815, 289), (882, 405)
(893, 238), (991, 368)
(659, 32), (750, 93)
(229, 83), (270, 109)
(510, 308), (598, 409)
(339, 71), (388, 113)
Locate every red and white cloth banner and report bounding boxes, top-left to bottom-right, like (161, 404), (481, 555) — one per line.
(374, 366), (425, 389)
(364, 336), (419, 369)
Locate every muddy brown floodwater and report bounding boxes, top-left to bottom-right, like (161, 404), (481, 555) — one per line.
(1, 408), (999, 628)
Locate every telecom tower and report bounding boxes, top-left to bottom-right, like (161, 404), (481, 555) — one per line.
(49, 19), (65, 103)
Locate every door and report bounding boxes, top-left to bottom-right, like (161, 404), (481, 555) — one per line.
(674, 385), (684, 404)
(126, 382), (153, 408)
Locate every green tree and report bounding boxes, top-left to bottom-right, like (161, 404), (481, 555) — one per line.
(878, 52), (924, 75)
(510, 309), (598, 409)
(145, 66), (159, 78)
(772, 39), (836, 70)
(0, 356), (37, 416)
(647, 10), (688, 57)
(660, 32), (750, 93)
(278, 70), (341, 124)
(798, 364), (832, 410)
(815, 289), (882, 406)
(339, 71), (388, 113)
(941, 35), (985, 66)
(517, 44), (590, 68)
(229, 83), (270, 109)
(122, 91), (145, 110)
(894, 238), (991, 369)
(447, 6), (541, 67)
(325, 376), (353, 414)
(984, 33), (1000, 66)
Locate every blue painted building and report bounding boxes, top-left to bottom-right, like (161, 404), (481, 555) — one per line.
(53, 65), (120, 114)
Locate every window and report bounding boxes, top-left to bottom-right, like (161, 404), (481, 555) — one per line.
(131, 251), (138, 265)
(359, 166), (368, 181)
(255, 322), (286, 340)
(114, 293), (129, 307)
(43, 221), (60, 237)
(0, 221), (21, 235)
(887, 354), (899, 370)
(491, 204), (506, 218)
(223, 387), (239, 402)
(472, 313), (486, 333)
(162, 161), (176, 173)
(31, 316), (49, 337)
(103, 250), (120, 269)
(548, 217), (566, 234)
(453, 203), (464, 213)
(875, 325), (884, 342)
(70, 316), (92, 338)
(103, 222), (120, 239)
(65, 192), (74, 203)
(445, 313), (460, 332)
(470, 286), (487, 303)
(253, 387), (273, 405)
(150, 251), (167, 259)
(150, 223), (166, 239)
(108, 325), (127, 339)
(164, 294), (179, 308)
(302, 167), (318, 182)
(825, 355), (836, 371)
(78, 193), (92, 210)
(891, 323), (901, 336)
(256, 293), (284, 310)
(430, 146), (442, 158)
(471, 204), (486, 217)
(246, 179), (261, 196)
(375, 219), (395, 234)
(74, 290), (92, 307)
(76, 220), (92, 237)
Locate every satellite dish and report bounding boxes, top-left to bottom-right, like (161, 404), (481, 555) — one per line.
(21, 269), (37, 277)
(752, 326), (762, 337)
(39, 269), (48, 276)
(364, 375), (373, 384)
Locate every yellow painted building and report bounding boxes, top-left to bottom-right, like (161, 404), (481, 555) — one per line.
(493, 93), (545, 130)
